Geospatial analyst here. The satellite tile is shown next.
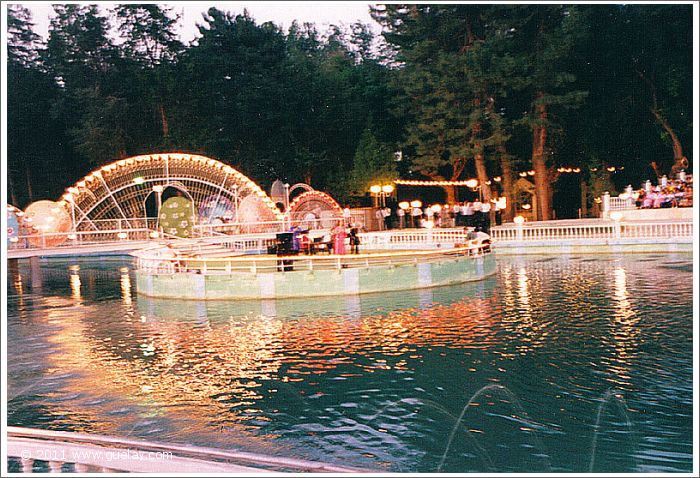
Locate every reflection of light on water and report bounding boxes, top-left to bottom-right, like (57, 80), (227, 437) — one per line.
(69, 269), (82, 303)
(260, 299), (276, 318)
(120, 269), (132, 306)
(613, 268), (635, 322)
(14, 272), (24, 296)
(516, 268), (530, 313)
(604, 267), (640, 388)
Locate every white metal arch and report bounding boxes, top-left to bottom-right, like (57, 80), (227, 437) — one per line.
(287, 191), (343, 221)
(59, 153), (284, 230)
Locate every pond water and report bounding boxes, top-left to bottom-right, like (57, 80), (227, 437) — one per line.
(6, 253), (693, 472)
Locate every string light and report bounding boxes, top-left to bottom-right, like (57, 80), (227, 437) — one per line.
(394, 179), (479, 186)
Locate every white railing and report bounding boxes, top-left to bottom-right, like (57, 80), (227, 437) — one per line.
(491, 220), (693, 243)
(133, 241), (491, 276)
(7, 228), (155, 250)
(7, 427), (367, 473)
(193, 216), (344, 236)
(359, 228), (472, 249)
(608, 197), (636, 211)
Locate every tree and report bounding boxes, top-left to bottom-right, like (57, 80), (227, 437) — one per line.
(373, 5), (514, 207)
(6, 5), (67, 206)
(349, 128), (397, 197)
(499, 5), (588, 221)
(113, 4), (184, 143)
(627, 5), (692, 177)
(43, 4), (129, 166)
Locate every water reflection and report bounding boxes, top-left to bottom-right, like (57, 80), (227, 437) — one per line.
(120, 267), (132, 307)
(5, 254), (693, 472)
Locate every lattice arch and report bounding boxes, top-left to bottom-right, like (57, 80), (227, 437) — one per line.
(59, 153), (283, 231)
(287, 191), (343, 229)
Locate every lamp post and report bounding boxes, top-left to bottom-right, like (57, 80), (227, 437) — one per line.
(410, 199), (422, 228)
(381, 184), (394, 208)
(370, 185), (382, 208)
(370, 184), (395, 208)
(152, 185), (164, 232)
(465, 178), (482, 202)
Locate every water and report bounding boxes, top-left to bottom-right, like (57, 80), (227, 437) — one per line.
(6, 253), (693, 472)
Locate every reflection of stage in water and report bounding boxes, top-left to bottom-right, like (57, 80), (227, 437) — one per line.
(135, 276), (495, 324)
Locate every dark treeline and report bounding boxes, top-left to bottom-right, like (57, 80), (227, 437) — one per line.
(6, 4), (693, 220)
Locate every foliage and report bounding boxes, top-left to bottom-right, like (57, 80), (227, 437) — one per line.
(4, 4), (693, 219)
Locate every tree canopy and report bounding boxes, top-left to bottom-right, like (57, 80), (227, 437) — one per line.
(5, 4), (693, 220)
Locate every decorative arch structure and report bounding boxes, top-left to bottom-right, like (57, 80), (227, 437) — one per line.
(60, 153), (283, 230)
(287, 191), (343, 229)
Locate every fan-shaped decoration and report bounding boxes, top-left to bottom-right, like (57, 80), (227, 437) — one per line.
(198, 196), (235, 224)
(237, 194), (281, 233)
(59, 153), (283, 232)
(23, 200), (72, 247)
(287, 191), (343, 230)
(159, 196), (196, 238)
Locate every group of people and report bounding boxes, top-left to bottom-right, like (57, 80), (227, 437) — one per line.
(634, 175), (693, 209)
(330, 222), (363, 254)
(289, 221), (364, 255)
(370, 201), (495, 233)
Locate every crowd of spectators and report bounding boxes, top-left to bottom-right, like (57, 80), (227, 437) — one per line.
(634, 173), (693, 209)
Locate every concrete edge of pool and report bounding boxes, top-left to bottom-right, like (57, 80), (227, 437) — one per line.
(132, 244), (496, 300)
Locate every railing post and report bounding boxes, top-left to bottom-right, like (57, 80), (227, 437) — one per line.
(601, 191), (610, 219)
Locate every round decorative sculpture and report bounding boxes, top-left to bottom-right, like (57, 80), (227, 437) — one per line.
(238, 194), (281, 233)
(159, 196), (196, 238)
(198, 196), (235, 224)
(7, 205), (21, 245)
(23, 200), (72, 247)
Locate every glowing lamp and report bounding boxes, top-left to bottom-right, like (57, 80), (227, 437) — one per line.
(410, 200), (422, 208)
(152, 185), (164, 193)
(398, 201), (410, 210)
(149, 231), (160, 239)
(573, 168), (581, 173)
(610, 212), (623, 222)
(496, 197), (507, 210)
(9, 237), (19, 243)
(527, 170), (535, 176)
(67, 233), (77, 240)
(522, 204), (531, 210)
(493, 176), (502, 182)
(431, 204), (442, 213)
(513, 215), (525, 225)
(618, 192), (630, 200)
(382, 185), (394, 194)
(465, 179), (479, 188)
(519, 172), (527, 177)
(117, 232), (128, 239)
(370, 185), (382, 194)
(133, 177), (145, 185)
